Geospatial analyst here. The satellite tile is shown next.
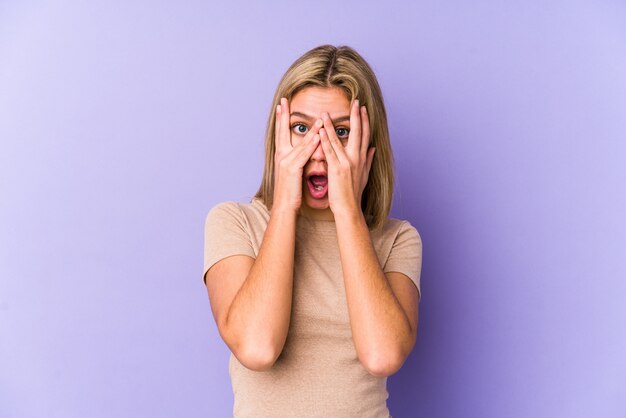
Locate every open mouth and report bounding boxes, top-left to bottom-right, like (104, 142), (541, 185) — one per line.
(306, 173), (328, 199)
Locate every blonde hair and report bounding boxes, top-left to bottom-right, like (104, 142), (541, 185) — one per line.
(254, 45), (394, 230)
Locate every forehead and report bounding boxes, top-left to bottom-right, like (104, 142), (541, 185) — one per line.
(290, 86), (351, 118)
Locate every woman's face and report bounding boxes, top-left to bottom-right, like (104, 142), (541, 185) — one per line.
(288, 86), (352, 220)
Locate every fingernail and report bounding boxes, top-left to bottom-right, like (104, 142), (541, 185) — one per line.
(319, 128), (326, 136)
(315, 119), (323, 127)
(363, 106), (367, 113)
(276, 104), (281, 113)
(355, 99), (359, 107)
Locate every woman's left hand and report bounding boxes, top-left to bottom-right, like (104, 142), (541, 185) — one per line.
(319, 99), (376, 217)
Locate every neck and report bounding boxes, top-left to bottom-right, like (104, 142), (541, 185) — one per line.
(298, 205), (335, 221)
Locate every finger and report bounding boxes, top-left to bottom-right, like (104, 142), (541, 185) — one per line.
(281, 97), (291, 148)
(319, 128), (340, 166)
(302, 118), (323, 144)
(348, 99), (361, 156)
(360, 105), (370, 158)
(361, 147), (376, 190)
(288, 118), (323, 155)
(292, 133), (321, 166)
(366, 147), (376, 174)
(284, 121), (321, 160)
(322, 112), (348, 164)
(275, 102), (285, 152)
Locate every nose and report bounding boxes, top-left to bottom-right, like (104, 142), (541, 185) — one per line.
(310, 138), (326, 162)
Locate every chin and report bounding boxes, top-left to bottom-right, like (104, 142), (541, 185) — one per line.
(303, 195), (329, 210)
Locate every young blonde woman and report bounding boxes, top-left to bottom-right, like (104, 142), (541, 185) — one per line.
(203, 45), (422, 418)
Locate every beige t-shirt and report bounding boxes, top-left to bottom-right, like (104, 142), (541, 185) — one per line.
(203, 198), (422, 418)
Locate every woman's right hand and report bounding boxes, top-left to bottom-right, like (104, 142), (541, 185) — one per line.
(272, 97), (322, 213)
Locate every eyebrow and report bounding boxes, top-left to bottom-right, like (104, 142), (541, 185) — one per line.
(290, 111), (351, 125)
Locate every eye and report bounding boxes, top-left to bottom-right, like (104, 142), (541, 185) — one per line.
(335, 127), (350, 140)
(291, 123), (309, 136)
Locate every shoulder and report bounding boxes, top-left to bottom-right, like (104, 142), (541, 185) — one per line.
(375, 217), (422, 245)
(204, 201), (244, 226)
(378, 217), (423, 296)
(206, 200), (242, 216)
(204, 198), (270, 228)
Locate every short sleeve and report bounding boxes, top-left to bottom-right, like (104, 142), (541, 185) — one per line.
(203, 202), (256, 284)
(383, 221), (423, 299)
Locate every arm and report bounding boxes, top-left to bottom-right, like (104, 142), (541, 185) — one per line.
(319, 101), (420, 377)
(334, 211), (419, 377)
(205, 98), (322, 371)
(205, 207), (298, 371)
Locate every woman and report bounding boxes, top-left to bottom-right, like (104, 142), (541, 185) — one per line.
(203, 45), (422, 418)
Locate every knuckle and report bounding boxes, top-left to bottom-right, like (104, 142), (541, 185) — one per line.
(278, 158), (289, 169)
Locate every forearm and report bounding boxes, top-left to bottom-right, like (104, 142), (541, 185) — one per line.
(225, 206), (297, 365)
(334, 210), (414, 375)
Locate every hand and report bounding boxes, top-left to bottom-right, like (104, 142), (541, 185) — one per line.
(319, 99), (376, 216)
(272, 97), (323, 214)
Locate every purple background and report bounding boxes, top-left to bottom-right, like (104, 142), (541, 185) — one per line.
(1, 1), (625, 417)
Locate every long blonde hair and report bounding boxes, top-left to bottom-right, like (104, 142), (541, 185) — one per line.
(254, 45), (394, 230)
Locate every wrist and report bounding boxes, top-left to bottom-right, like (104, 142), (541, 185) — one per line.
(270, 203), (299, 219)
(332, 204), (365, 225)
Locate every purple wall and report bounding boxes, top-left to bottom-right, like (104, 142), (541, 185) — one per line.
(1, 1), (625, 417)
